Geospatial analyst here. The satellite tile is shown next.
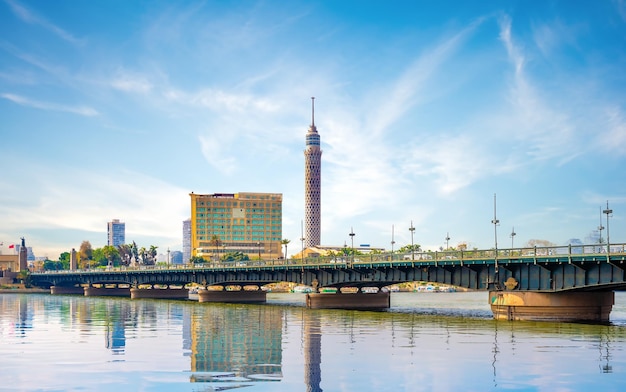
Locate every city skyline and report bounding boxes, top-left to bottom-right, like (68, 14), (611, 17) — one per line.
(1, 1), (625, 259)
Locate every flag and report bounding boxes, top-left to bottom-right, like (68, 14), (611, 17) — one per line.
(8, 244), (14, 249)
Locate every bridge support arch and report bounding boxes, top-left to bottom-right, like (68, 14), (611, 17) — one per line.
(489, 291), (614, 322)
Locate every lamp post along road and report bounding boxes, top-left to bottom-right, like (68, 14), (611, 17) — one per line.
(598, 206), (605, 249)
(390, 225), (396, 259)
(491, 193), (500, 269)
(510, 227), (516, 249)
(349, 227), (355, 264)
(300, 220), (305, 268)
(409, 221), (415, 260)
(445, 232), (450, 251)
(603, 201), (613, 255)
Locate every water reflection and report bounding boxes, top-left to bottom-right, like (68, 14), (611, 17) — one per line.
(189, 303), (283, 387)
(302, 310), (322, 392)
(1, 293), (626, 391)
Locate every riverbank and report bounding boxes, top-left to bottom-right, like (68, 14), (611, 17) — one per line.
(0, 285), (49, 294)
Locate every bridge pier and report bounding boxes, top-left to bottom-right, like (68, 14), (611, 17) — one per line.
(306, 291), (390, 310)
(84, 285), (131, 297)
(130, 287), (189, 300)
(197, 288), (266, 303)
(50, 286), (83, 295)
(490, 291), (614, 322)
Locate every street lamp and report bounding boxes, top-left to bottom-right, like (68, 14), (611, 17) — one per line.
(510, 227), (516, 248)
(391, 224), (396, 258)
(491, 193), (500, 264)
(300, 220), (305, 266)
(257, 241), (261, 260)
(445, 232), (450, 251)
(603, 201), (613, 254)
(598, 206), (605, 250)
(409, 221), (415, 260)
(349, 227), (355, 263)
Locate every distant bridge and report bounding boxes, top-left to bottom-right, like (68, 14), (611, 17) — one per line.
(30, 243), (626, 292)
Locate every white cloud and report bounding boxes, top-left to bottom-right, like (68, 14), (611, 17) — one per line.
(0, 162), (189, 255)
(110, 70), (153, 94)
(1, 93), (99, 116)
(5, 0), (85, 46)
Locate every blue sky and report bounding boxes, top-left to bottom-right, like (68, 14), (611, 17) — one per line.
(1, 0), (625, 259)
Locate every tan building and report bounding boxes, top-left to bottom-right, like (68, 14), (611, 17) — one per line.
(190, 192), (283, 261)
(0, 254), (20, 284)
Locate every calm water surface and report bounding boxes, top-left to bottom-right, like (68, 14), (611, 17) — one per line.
(1, 291), (626, 391)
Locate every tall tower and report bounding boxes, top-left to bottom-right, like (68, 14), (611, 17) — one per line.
(304, 97), (322, 248)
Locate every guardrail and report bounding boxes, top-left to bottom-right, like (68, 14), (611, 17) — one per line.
(33, 243), (626, 274)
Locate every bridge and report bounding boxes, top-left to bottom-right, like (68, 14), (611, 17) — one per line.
(29, 243), (626, 323)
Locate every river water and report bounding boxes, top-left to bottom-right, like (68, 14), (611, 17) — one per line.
(1, 291), (625, 391)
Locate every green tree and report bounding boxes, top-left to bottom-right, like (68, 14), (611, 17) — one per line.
(43, 259), (64, 271)
(91, 248), (107, 267)
(190, 256), (205, 264)
(59, 252), (70, 264)
(79, 240), (93, 263)
(281, 239), (291, 259)
(102, 245), (121, 267)
(399, 244), (421, 254)
(222, 251), (250, 261)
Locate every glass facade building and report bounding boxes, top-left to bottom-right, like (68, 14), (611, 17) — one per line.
(107, 219), (126, 247)
(189, 192), (282, 260)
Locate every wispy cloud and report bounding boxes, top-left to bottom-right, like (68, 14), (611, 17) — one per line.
(498, 15), (580, 164)
(0, 163), (189, 250)
(110, 69), (153, 94)
(4, 0), (85, 46)
(601, 106), (626, 153)
(370, 17), (487, 137)
(1, 93), (99, 116)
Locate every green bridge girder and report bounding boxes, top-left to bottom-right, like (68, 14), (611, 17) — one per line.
(29, 244), (626, 293)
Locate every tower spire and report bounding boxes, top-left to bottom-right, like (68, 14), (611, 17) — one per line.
(311, 96), (315, 127)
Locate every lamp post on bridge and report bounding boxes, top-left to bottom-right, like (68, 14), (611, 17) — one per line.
(598, 205), (605, 252)
(349, 227), (355, 264)
(300, 220), (305, 267)
(510, 227), (516, 249)
(445, 232), (450, 251)
(491, 194), (500, 270)
(390, 225), (395, 260)
(603, 201), (613, 254)
(409, 221), (415, 260)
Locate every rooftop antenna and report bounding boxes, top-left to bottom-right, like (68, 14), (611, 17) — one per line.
(311, 96), (315, 126)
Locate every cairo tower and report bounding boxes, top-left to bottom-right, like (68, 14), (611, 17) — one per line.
(304, 97), (322, 248)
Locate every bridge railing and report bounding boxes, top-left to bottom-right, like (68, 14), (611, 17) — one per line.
(33, 243), (626, 274)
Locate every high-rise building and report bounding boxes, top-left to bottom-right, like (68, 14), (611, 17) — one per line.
(189, 192), (282, 260)
(183, 219), (191, 262)
(107, 219), (126, 247)
(304, 97), (322, 248)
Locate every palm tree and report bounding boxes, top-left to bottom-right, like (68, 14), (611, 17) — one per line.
(139, 247), (147, 264)
(149, 245), (158, 265)
(281, 239), (291, 259)
(210, 235), (222, 261)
